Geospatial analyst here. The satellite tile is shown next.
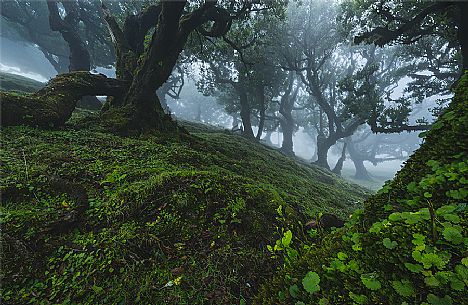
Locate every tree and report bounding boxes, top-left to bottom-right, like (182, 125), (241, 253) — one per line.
(280, 1), (366, 168)
(265, 72), (303, 155)
(2, 0), (284, 133)
(340, 0), (466, 133)
(1, 72), (127, 127)
(47, 0), (114, 108)
(348, 0), (468, 71)
(344, 128), (419, 180)
(197, 9), (285, 140)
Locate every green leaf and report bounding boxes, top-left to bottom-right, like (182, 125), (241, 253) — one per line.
(455, 264), (467, 281)
(302, 271), (320, 294)
(412, 233), (425, 245)
(441, 213), (460, 223)
(449, 276), (465, 291)
(436, 205), (456, 215)
(388, 213), (402, 222)
(369, 222), (382, 233)
(282, 230), (292, 247)
(383, 238), (398, 249)
(405, 262), (423, 273)
(427, 294), (453, 305)
(318, 298), (329, 305)
(407, 182), (417, 192)
(442, 227), (463, 244)
(289, 284), (299, 298)
(337, 252), (348, 261)
(461, 257), (468, 267)
(391, 279), (414, 297)
(360, 273), (381, 291)
(412, 250), (423, 262)
(92, 285), (103, 294)
(278, 290), (286, 301)
(421, 253), (445, 269)
(349, 292), (367, 304)
(424, 276), (440, 287)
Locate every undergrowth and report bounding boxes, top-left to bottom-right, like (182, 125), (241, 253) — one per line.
(254, 74), (468, 305)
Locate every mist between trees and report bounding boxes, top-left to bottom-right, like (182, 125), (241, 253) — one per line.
(1, 0), (465, 188)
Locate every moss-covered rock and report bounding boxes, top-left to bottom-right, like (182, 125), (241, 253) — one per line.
(0, 118), (367, 304)
(254, 74), (468, 304)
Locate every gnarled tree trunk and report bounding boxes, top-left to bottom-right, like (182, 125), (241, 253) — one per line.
(347, 142), (372, 181)
(255, 85), (266, 141)
(332, 142), (347, 176)
(314, 134), (335, 169)
(1, 72), (127, 127)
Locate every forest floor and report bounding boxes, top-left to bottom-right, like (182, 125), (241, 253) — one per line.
(1, 110), (369, 304)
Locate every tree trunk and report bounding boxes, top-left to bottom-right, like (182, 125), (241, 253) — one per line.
(232, 115), (240, 128)
(262, 130), (274, 145)
(280, 120), (294, 156)
(239, 90), (255, 139)
(256, 85), (266, 141)
(196, 103), (202, 121)
(332, 142), (347, 176)
(348, 143), (372, 181)
(352, 158), (372, 181)
(104, 2), (188, 133)
(1, 72), (128, 127)
(314, 135), (334, 169)
(156, 84), (171, 114)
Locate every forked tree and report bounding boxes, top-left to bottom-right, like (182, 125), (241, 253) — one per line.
(1, 0), (282, 133)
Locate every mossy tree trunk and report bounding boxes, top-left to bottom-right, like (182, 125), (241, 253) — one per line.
(315, 135), (334, 169)
(1, 72), (128, 127)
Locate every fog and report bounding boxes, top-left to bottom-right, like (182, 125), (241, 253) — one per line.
(1, 0), (453, 190)
(0, 34), (422, 190)
(0, 38), (56, 81)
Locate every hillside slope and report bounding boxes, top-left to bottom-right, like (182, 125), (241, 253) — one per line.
(0, 71), (45, 93)
(0, 117), (368, 304)
(254, 74), (468, 304)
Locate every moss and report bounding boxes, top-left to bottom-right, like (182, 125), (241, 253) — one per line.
(0, 117), (367, 304)
(1, 72), (127, 127)
(254, 74), (468, 304)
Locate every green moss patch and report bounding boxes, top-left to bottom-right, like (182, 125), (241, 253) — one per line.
(1, 118), (367, 304)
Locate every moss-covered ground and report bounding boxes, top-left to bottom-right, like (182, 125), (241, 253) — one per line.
(1, 112), (368, 304)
